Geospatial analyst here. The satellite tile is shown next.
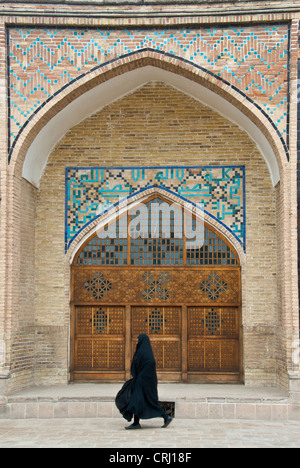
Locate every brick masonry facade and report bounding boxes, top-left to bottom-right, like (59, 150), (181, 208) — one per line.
(0, 1), (300, 400)
(7, 24), (290, 154)
(38, 82), (277, 386)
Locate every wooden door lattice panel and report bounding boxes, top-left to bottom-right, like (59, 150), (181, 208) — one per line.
(132, 306), (181, 337)
(131, 306), (181, 371)
(188, 307), (238, 338)
(188, 307), (239, 372)
(76, 340), (93, 369)
(188, 340), (239, 372)
(147, 340), (181, 371)
(74, 306), (125, 371)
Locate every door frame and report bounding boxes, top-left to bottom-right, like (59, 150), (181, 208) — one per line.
(69, 193), (243, 383)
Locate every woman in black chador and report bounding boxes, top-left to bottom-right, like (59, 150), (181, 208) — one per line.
(116, 334), (173, 430)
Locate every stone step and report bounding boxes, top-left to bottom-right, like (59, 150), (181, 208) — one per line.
(1, 383), (299, 421)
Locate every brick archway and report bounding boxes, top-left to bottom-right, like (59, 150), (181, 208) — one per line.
(9, 50), (287, 187)
(4, 48), (297, 391)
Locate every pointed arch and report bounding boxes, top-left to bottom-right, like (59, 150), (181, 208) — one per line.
(9, 50), (286, 187)
(70, 188), (243, 383)
(68, 186), (245, 269)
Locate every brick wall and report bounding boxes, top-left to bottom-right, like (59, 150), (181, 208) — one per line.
(33, 82), (278, 388)
(7, 179), (37, 391)
(0, 19), (7, 386)
(298, 59), (300, 337)
(0, 6), (299, 395)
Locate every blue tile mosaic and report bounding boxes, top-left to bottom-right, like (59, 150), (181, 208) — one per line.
(65, 166), (246, 253)
(8, 24), (290, 159)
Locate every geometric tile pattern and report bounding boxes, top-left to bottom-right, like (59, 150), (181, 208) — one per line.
(65, 165), (245, 252)
(8, 24), (289, 154)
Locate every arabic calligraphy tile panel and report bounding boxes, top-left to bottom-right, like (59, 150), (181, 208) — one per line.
(73, 268), (240, 305)
(66, 166), (245, 251)
(8, 25), (289, 152)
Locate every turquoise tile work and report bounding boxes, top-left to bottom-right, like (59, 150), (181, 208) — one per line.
(8, 25), (289, 156)
(65, 166), (246, 253)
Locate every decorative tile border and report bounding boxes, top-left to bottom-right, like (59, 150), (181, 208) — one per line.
(65, 166), (246, 253)
(7, 24), (289, 159)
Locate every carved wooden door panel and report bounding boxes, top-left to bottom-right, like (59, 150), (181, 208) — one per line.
(70, 196), (242, 383)
(71, 268), (241, 382)
(188, 307), (239, 373)
(71, 267), (240, 382)
(131, 306), (182, 373)
(73, 305), (125, 380)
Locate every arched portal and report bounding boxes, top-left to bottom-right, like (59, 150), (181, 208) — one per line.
(71, 195), (242, 383)
(15, 58), (286, 188)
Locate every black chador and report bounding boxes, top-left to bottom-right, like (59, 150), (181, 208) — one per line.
(115, 334), (173, 430)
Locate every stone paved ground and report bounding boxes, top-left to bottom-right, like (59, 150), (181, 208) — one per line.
(0, 418), (299, 448)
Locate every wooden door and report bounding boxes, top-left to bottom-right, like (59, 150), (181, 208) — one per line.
(70, 195), (242, 383)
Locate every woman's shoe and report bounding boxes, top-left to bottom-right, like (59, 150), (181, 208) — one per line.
(162, 416), (173, 428)
(125, 423), (142, 430)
